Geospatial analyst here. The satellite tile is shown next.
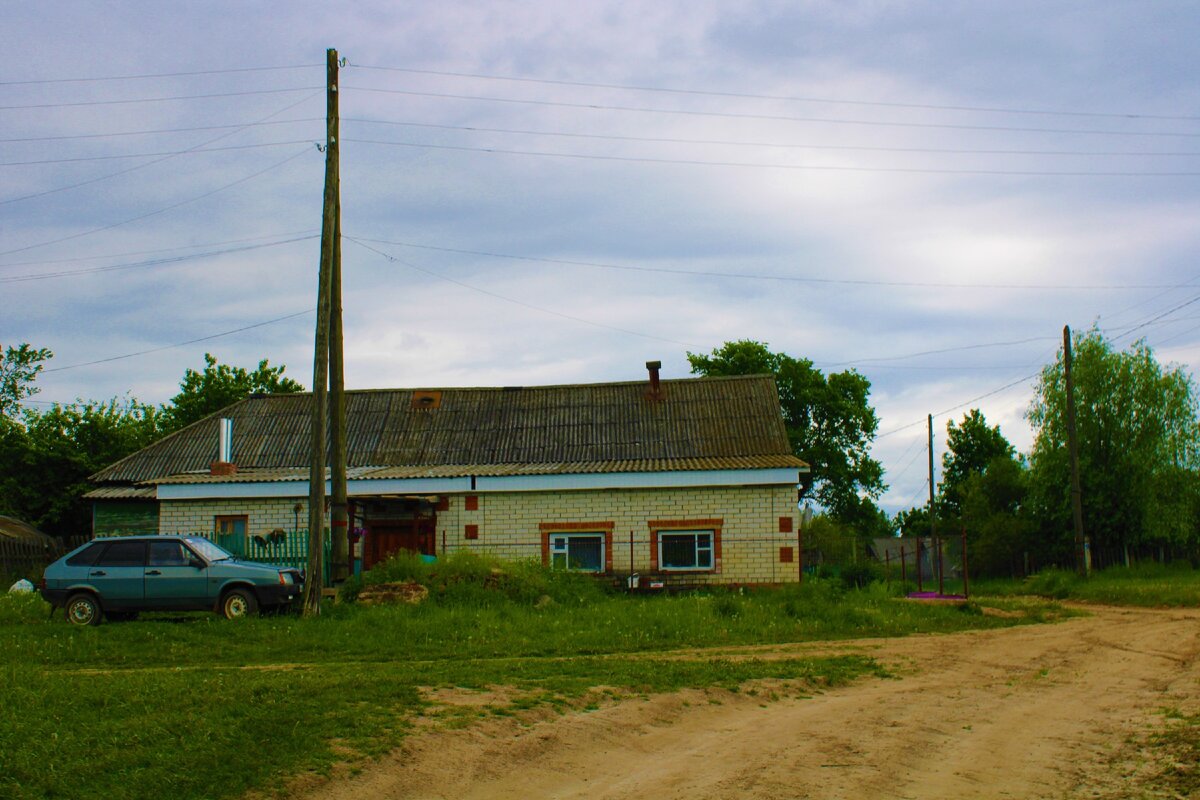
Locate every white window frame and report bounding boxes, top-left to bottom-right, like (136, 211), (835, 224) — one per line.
(548, 532), (606, 573)
(658, 529), (715, 572)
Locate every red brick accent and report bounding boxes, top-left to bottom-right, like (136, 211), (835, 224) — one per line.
(209, 461), (237, 476)
(539, 522), (614, 573)
(435, 497), (449, 512)
(779, 546), (794, 563)
(648, 519), (723, 574)
(464, 524), (479, 540)
(464, 495), (479, 511)
(779, 516), (793, 533)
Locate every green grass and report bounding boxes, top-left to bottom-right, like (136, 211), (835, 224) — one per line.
(0, 563), (1069, 800)
(973, 562), (1200, 607)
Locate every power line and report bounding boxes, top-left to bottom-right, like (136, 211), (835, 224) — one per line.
(343, 117), (1200, 158)
(350, 63), (1200, 124)
(349, 235), (1188, 291)
(345, 237), (700, 348)
(42, 310), (314, 373)
(876, 369), (1046, 440)
(0, 118), (322, 143)
(0, 235), (317, 284)
(344, 85), (1200, 139)
(0, 147), (312, 258)
(0, 86), (323, 111)
(0, 140), (313, 166)
(0, 64), (321, 86)
(345, 136), (1200, 177)
(820, 337), (1056, 367)
(0, 229), (317, 268)
(2, 92), (321, 206)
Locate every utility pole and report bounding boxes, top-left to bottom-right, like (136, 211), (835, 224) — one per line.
(329, 174), (349, 583)
(1063, 325), (1087, 577)
(927, 413), (936, 589)
(304, 48), (340, 615)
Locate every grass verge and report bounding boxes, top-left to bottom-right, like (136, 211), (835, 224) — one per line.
(973, 562), (1200, 607)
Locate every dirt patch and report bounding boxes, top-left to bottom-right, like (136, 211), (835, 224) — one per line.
(290, 605), (1200, 799)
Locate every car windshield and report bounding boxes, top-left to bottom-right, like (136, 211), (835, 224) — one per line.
(184, 537), (234, 562)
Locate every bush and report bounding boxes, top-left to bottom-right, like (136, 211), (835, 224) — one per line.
(839, 562), (882, 590)
(356, 550), (611, 607)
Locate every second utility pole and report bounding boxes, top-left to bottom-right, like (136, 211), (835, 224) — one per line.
(305, 48), (342, 615)
(1063, 325), (1087, 577)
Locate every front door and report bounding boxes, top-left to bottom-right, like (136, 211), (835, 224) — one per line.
(144, 539), (209, 608)
(365, 518), (436, 569)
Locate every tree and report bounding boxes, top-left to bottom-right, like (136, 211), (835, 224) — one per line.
(0, 343), (53, 417)
(959, 455), (1034, 576)
(0, 399), (162, 536)
(161, 353), (304, 433)
(688, 340), (885, 524)
(1028, 327), (1200, 560)
(939, 409), (1016, 516)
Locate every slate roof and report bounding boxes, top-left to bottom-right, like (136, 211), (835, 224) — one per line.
(91, 374), (804, 485)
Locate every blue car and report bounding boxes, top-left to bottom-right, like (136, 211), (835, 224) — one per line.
(40, 535), (304, 625)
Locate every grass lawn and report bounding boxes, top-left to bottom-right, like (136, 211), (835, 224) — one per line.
(972, 562), (1200, 607)
(0, 573), (1066, 800)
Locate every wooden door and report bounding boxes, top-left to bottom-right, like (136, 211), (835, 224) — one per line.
(365, 518), (436, 569)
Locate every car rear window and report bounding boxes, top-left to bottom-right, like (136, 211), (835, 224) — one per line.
(95, 540), (147, 567)
(65, 542), (106, 567)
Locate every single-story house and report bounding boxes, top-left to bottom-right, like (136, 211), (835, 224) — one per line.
(86, 363), (809, 585)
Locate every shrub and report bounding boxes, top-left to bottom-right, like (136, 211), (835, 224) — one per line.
(839, 562), (882, 590)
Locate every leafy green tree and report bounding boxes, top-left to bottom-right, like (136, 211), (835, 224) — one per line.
(893, 504), (931, 538)
(0, 343), (53, 417)
(1027, 327), (1200, 558)
(0, 399), (162, 536)
(939, 409), (1016, 516)
(688, 340), (884, 524)
(959, 455), (1033, 576)
(161, 353), (304, 433)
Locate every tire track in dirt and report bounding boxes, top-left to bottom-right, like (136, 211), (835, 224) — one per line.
(293, 606), (1200, 799)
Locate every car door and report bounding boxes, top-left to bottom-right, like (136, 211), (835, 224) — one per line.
(87, 539), (147, 609)
(144, 539), (208, 609)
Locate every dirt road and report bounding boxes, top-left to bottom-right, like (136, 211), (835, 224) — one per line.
(300, 605), (1199, 799)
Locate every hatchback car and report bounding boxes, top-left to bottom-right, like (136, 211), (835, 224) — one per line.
(40, 535), (304, 625)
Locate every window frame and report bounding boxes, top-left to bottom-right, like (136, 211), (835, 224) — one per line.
(539, 521), (614, 575)
(547, 532), (606, 573)
(657, 530), (714, 572)
(649, 518), (723, 575)
(214, 514), (248, 544)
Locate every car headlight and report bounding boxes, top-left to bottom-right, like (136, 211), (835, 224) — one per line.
(278, 571), (293, 585)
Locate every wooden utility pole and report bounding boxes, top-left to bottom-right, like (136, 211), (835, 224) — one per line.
(304, 48), (341, 615)
(927, 413), (937, 589)
(329, 185), (349, 582)
(1063, 325), (1087, 577)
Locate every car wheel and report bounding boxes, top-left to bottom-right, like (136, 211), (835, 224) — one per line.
(65, 593), (103, 626)
(220, 588), (259, 620)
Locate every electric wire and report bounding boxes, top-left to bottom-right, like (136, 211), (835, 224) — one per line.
(42, 310), (315, 373)
(0, 118), (323, 143)
(344, 86), (1200, 139)
(0, 140), (314, 166)
(344, 117), (1200, 158)
(0, 64), (321, 86)
(345, 237), (701, 348)
(0, 147), (312, 258)
(0, 229), (317, 268)
(0, 86), (323, 111)
(345, 136), (1200, 177)
(350, 63), (1200, 123)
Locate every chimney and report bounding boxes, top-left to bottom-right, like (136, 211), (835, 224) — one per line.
(645, 360), (663, 401)
(210, 418), (237, 476)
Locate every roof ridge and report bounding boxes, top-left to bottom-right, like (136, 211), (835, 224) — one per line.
(245, 372), (775, 397)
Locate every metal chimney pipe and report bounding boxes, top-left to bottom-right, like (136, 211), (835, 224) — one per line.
(218, 418), (233, 463)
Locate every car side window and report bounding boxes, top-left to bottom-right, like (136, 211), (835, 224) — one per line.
(65, 542), (106, 567)
(148, 541), (189, 566)
(95, 540), (147, 567)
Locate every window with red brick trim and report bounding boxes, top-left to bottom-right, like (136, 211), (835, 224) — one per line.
(648, 519), (722, 573)
(539, 522), (613, 573)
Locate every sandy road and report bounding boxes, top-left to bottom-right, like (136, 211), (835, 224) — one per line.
(298, 605), (1200, 799)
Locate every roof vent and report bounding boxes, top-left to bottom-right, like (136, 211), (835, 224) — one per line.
(645, 360), (664, 402)
(411, 390), (442, 410)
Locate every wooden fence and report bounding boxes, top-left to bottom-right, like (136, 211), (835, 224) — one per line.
(0, 536), (87, 582)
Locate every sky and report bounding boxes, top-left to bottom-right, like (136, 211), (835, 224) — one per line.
(4, 1), (1200, 516)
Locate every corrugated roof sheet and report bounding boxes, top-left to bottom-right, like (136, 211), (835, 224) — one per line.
(82, 486), (159, 499)
(93, 374), (801, 484)
(148, 455), (807, 485)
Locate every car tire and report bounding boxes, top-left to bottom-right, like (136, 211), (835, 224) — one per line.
(65, 593), (103, 626)
(220, 588), (259, 620)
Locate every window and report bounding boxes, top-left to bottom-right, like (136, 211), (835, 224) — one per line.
(649, 519), (723, 574)
(66, 542), (106, 567)
(549, 533), (605, 573)
(96, 540), (147, 567)
(215, 515), (247, 536)
(148, 540), (191, 567)
(658, 531), (714, 571)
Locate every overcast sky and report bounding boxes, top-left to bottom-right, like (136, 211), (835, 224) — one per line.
(4, 1), (1200, 515)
